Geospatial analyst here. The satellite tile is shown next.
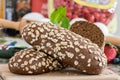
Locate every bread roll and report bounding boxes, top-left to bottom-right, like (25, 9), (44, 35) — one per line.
(22, 22), (107, 75)
(70, 21), (105, 50)
(8, 48), (63, 75)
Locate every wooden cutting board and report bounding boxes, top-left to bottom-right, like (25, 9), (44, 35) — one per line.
(0, 64), (119, 80)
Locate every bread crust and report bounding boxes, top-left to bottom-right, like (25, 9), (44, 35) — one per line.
(22, 22), (107, 75)
(8, 48), (63, 75)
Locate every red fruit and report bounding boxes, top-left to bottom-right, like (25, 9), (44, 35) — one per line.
(104, 43), (117, 63)
(99, 17), (106, 24)
(82, 7), (89, 14)
(87, 7), (96, 13)
(86, 14), (95, 23)
(93, 12), (100, 21)
(54, 0), (114, 24)
(72, 14), (78, 18)
(100, 13), (106, 18)
(66, 13), (72, 19)
(2, 46), (8, 50)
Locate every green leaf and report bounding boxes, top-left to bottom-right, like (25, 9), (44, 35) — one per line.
(50, 6), (66, 25)
(61, 17), (70, 29)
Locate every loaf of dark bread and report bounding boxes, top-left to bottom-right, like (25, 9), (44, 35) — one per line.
(8, 48), (63, 75)
(22, 22), (107, 75)
(70, 21), (105, 50)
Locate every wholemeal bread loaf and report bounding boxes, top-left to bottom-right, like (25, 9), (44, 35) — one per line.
(70, 21), (105, 50)
(22, 22), (107, 75)
(8, 48), (63, 75)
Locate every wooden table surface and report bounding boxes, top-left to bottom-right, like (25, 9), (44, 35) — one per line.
(0, 64), (119, 80)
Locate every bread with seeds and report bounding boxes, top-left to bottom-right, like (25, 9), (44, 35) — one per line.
(22, 22), (107, 75)
(8, 48), (63, 75)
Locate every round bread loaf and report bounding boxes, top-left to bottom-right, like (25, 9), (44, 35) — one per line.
(8, 48), (63, 75)
(22, 22), (107, 75)
(69, 21), (105, 50)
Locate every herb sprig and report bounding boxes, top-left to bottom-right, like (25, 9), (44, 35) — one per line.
(50, 6), (70, 29)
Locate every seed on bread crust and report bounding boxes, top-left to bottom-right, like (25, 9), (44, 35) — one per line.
(22, 22), (107, 75)
(8, 48), (63, 75)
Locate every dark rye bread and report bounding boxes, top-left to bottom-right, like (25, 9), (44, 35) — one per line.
(22, 22), (107, 75)
(8, 48), (63, 75)
(69, 21), (105, 50)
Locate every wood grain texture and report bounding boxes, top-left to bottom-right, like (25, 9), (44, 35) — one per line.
(106, 36), (120, 45)
(0, 64), (119, 80)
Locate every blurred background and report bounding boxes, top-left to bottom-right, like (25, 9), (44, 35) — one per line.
(0, 0), (119, 36)
(116, 0), (120, 36)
